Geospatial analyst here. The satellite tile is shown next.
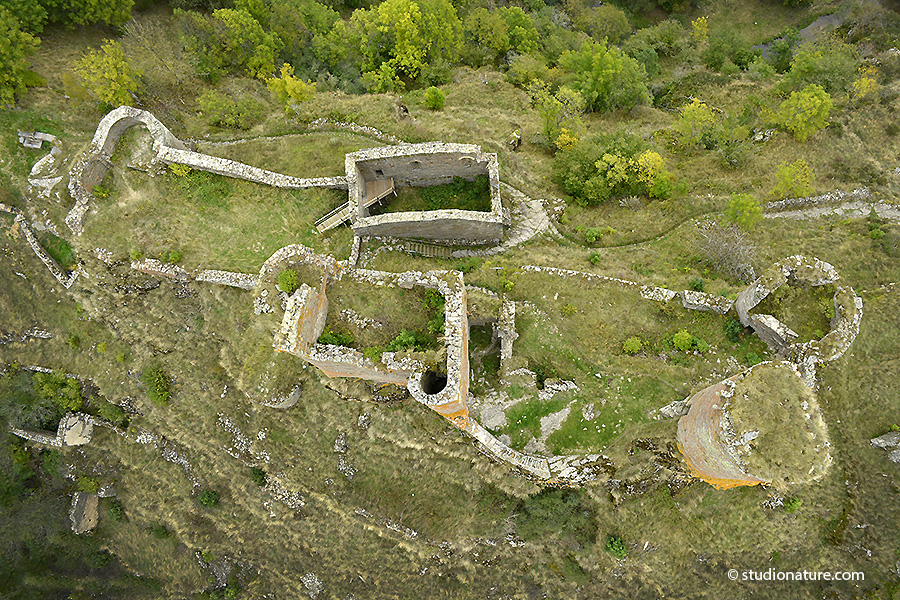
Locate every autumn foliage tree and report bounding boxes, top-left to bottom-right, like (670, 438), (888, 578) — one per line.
(75, 40), (141, 106)
(0, 8), (40, 104)
(266, 62), (315, 110)
(559, 40), (650, 113)
(774, 84), (832, 142)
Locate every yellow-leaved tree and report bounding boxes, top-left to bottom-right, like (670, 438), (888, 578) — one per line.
(266, 63), (315, 111)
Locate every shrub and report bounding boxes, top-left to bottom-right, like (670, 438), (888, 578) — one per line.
(703, 31), (757, 72)
(673, 330), (693, 352)
(588, 251), (602, 266)
(725, 193), (762, 230)
(318, 328), (354, 346)
(424, 86), (445, 110)
(162, 250), (182, 264)
(562, 304), (577, 317)
(515, 489), (597, 546)
(151, 523), (169, 539)
(250, 467), (267, 487)
(694, 337), (710, 353)
(771, 159), (814, 200)
(386, 330), (420, 352)
(96, 342), (107, 354)
(198, 489), (220, 508)
(76, 476), (100, 493)
(695, 220), (757, 282)
(779, 38), (858, 96)
(141, 365), (171, 406)
(774, 84), (832, 142)
(117, 352), (126, 363)
(108, 500), (124, 522)
(605, 534), (627, 559)
(623, 336), (643, 355)
(129, 248), (144, 261)
(32, 372), (84, 413)
(784, 497), (802, 513)
(724, 318), (743, 343)
(97, 400), (127, 426)
(689, 277), (705, 292)
(746, 352), (763, 366)
(277, 269), (299, 294)
(66, 334), (81, 349)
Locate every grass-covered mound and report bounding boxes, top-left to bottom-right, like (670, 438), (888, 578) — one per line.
(725, 362), (830, 485)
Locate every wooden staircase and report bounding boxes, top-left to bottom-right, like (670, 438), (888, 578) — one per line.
(315, 178), (395, 233)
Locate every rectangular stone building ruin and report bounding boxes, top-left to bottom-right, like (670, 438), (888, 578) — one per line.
(345, 143), (504, 244)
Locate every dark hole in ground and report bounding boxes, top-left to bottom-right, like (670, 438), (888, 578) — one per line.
(421, 370), (447, 394)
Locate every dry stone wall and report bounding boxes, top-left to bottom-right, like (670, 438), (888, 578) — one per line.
(347, 143), (504, 244)
(14, 214), (78, 289)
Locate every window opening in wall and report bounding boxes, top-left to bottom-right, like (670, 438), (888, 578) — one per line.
(410, 160), (421, 169)
(375, 169), (384, 177)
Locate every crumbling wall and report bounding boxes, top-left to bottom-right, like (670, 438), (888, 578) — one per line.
(680, 290), (734, 314)
(676, 375), (768, 490)
(735, 255), (840, 326)
(13, 214), (78, 289)
(157, 146), (347, 190)
(520, 265), (677, 303)
(497, 299), (517, 376)
(346, 143), (505, 244)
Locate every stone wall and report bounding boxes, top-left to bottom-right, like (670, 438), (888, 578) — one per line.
(497, 299), (517, 376)
(520, 265), (678, 303)
(68, 106), (346, 235)
(10, 412), (94, 448)
(346, 143), (505, 244)
(157, 147), (347, 190)
(735, 255), (840, 327)
(679, 290), (734, 314)
(14, 214), (79, 289)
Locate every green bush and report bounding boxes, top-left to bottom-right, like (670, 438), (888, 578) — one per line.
(198, 90), (265, 129)
(250, 467), (267, 487)
(277, 269), (299, 294)
(746, 352), (763, 366)
(724, 318), (743, 343)
(784, 497), (802, 513)
(515, 489), (596, 546)
(198, 489), (220, 508)
(129, 248), (144, 261)
(151, 523), (169, 539)
(694, 337), (709, 353)
(623, 336), (643, 355)
(689, 277), (705, 292)
(424, 86), (445, 110)
(605, 534), (627, 559)
(672, 330), (693, 352)
(318, 328), (354, 346)
(141, 365), (171, 406)
(588, 251), (602, 266)
(76, 476), (100, 493)
(162, 250), (182, 264)
(32, 372), (83, 412)
(108, 500), (124, 522)
(725, 193), (762, 230)
(771, 159), (814, 200)
(66, 334), (80, 349)
(97, 400), (127, 426)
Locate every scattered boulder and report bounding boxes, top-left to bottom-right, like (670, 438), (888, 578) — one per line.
(871, 431), (900, 464)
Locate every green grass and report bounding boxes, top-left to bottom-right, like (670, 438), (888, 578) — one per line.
(78, 166), (352, 272)
(381, 176), (492, 213)
(37, 232), (77, 271)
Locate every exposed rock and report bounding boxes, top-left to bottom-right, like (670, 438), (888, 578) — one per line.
(871, 432), (900, 464)
(59, 413), (94, 446)
(657, 399), (689, 419)
(69, 492), (99, 534)
(680, 290), (734, 315)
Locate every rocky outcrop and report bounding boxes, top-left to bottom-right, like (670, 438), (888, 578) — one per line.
(680, 290), (734, 314)
(871, 432), (900, 464)
(70, 492), (99, 534)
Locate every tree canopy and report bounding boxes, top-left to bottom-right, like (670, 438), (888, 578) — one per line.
(559, 40), (650, 113)
(0, 8), (40, 104)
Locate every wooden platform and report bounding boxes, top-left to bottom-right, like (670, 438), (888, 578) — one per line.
(315, 178), (395, 233)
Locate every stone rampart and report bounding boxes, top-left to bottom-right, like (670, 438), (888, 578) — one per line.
(10, 412), (94, 448)
(14, 214), (78, 289)
(520, 265), (678, 303)
(194, 269), (259, 290)
(157, 147), (348, 190)
(735, 255), (840, 326)
(346, 143), (504, 244)
(750, 314), (798, 355)
(680, 290), (735, 314)
(497, 299), (517, 375)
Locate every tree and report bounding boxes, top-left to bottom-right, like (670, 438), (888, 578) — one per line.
(675, 98), (717, 147)
(690, 16), (708, 45)
(695, 220), (757, 281)
(771, 159), (814, 199)
(559, 40), (650, 113)
(774, 84), (832, 141)
(462, 7), (508, 65)
(533, 83), (585, 140)
(0, 9), (40, 104)
(75, 40), (141, 106)
(266, 63), (315, 110)
(779, 39), (858, 95)
(352, 0), (461, 90)
(725, 193), (762, 230)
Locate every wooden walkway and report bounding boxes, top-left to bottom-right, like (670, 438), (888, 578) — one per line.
(404, 241), (453, 258)
(315, 178), (395, 233)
